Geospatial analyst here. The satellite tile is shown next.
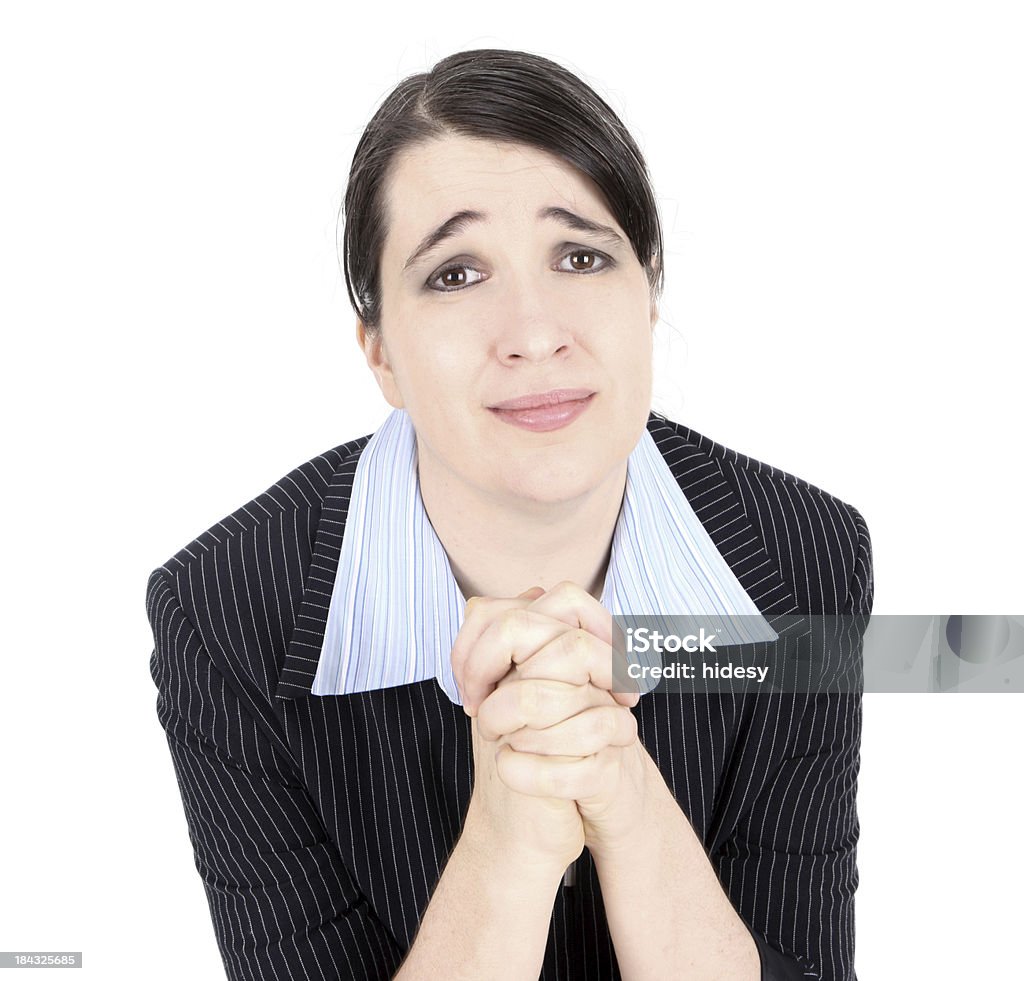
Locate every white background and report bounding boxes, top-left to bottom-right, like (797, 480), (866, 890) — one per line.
(2, 2), (1021, 977)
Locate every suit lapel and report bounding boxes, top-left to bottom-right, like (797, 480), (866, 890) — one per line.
(275, 440), (366, 699)
(644, 413), (800, 619)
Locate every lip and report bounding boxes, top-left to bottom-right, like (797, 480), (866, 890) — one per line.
(487, 390), (596, 433)
(488, 388), (596, 411)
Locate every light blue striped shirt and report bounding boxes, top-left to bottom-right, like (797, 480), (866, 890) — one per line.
(312, 409), (774, 704)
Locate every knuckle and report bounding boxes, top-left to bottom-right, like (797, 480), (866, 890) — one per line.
(495, 606), (515, 632)
(475, 701), (498, 740)
(552, 580), (577, 598)
(460, 658), (480, 690)
(627, 709), (638, 736)
(518, 680), (541, 717)
(601, 707), (619, 739)
(494, 743), (514, 780)
(498, 607), (529, 646)
(465, 595), (495, 619)
(586, 708), (614, 748)
(505, 729), (526, 752)
(538, 761), (562, 796)
(618, 709), (638, 744)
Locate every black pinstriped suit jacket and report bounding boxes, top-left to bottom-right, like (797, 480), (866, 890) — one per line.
(146, 410), (873, 981)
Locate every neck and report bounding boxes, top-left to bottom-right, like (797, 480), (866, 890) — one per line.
(416, 443), (627, 603)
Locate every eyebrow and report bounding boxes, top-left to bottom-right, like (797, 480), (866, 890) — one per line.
(402, 205), (626, 272)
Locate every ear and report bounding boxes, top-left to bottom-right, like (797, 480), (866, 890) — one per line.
(356, 318), (405, 409)
(649, 254), (662, 327)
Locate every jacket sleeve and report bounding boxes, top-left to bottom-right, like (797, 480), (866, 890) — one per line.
(719, 508), (873, 981)
(147, 570), (404, 981)
(725, 692), (862, 979)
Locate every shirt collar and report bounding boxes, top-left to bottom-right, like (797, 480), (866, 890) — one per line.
(310, 409), (773, 705)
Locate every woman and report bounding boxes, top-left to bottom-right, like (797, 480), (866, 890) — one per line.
(146, 48), (873, 981)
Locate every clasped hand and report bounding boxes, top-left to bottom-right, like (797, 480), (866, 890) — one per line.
(452, 581), (654, 861)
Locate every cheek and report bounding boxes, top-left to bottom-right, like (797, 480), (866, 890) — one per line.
(388, 321), (448, 377)
(600, 306), (654, 366)
(395, 335), (481, 421)
(591, 279), (653, 339)
(431, 342), (477, 378)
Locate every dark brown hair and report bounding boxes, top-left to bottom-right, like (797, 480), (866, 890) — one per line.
(340, 48), (664, 333)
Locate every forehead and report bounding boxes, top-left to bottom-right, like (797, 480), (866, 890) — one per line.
(382, 135), (615, 247)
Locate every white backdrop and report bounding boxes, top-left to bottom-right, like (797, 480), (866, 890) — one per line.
(2, 2), (1021, 977)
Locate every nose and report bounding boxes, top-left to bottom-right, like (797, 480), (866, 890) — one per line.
(493, 283), (575, 366)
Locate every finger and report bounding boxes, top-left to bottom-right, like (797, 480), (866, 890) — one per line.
(503, 704), (638, 757)
(523, 582), (640, 708)
(462, 604), (640, 715)
(511, 628), (641, 710)
(460, 607), (572, 715)
(495, 743), (615, 800)
(476, 678), (611, 741)
(524, 580), (614, 648)
(450, 588), (542, 702)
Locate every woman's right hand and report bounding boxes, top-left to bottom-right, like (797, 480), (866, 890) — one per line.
(460, 588), (585, 877)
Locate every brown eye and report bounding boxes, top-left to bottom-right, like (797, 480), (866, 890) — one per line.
(427, 264), (485, 292)
(557, 250), (611, 274)
(442, 268), (466, 287)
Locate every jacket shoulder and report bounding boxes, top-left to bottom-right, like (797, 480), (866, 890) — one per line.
(650, 411), (873, 613)
(652, 410), (848, 498)
(145, 432), (373, 753)
(653, 409), (867, 519)
(149, 432), (371, 581)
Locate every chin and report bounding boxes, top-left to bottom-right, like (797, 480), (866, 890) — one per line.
(495, 457), (610, 505)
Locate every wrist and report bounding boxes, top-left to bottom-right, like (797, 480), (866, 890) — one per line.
(461, 800), (580, 884)
(584, 746), (666, 864)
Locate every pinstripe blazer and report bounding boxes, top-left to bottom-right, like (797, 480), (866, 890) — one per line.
(146, 409), (874, 981)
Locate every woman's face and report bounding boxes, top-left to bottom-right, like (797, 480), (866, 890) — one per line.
(361, 134), (656, 508)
